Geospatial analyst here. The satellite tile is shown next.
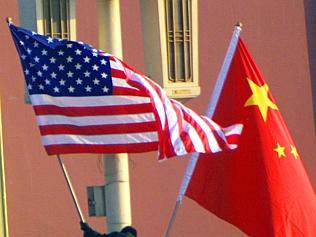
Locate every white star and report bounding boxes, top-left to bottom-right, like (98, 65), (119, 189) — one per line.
(26, 48), (32, 54)
(37, 71), (43, 77)
(92, 64), (99, 71)
(24, 35), (30, 39)
(42, 64), (48, 71)
(45, 79), (50, 85)
(28, 84), (32, 90)
(24, 69), (29, 75)
(49, 57), (56, 63)
(75, 63), (82, 70)
(19, 41), (24, 45)
(33, 41), (39, 47)
(92, 52), (98, 57)
(50, 72), (57, 79)
(100, 59), (107, 65)
(85, 85), (92, 92)
(59, 79), (66, 85)
(34, 56), (40, 63)
(21, 54), (26, 60)
(76, 78), (83, 84)
(58, 50), (64, 56)
(67, 43), (73, 48)
(53, 86), (60, 92)
(29, 63), (35, 67)
(31, 76), (36, 82)
(101, 73), (108, 78)
(75, 49), (82, 55)
(67, 71), (74, 77)
(103, 86), (109, 93)
(66, 56), (73, 63)
(41, 49), (48, 55)
(93, 78), (100, 85)
(39, 84), (44, 90)
(83, 56), (91, 63)
(47, 37), (54, 43)
(68, 86), (75, 93)
(58, 64), (65, 71)
(84, 71), (91, 77)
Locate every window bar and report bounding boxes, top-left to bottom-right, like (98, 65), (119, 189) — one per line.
(66, 0), (70, 39)
(172, 0), (178, 82)
(59, 0), (64, 39)
(187, 0), (192, 82)
(182, 0), (187, 81)
(166, 0), (175, 82)
(49, 0), (54, 37)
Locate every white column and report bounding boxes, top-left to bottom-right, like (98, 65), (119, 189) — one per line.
(97, 0), (132, 232)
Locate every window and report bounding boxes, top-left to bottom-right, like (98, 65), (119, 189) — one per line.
(165, 0), (192, 83)
(36, 0), (76, 40)
(20, 0), (76, 103)
(140, 0), (199, 99)
(42, 0), (70, 39)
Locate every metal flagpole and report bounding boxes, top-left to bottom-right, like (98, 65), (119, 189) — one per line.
(164, 22), (242, 237)
(57, 155), (85, 223)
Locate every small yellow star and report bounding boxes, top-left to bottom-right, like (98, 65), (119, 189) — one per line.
(244, 78), (278, 122)
(274, 143), (286, 158)
(290, 145), (299, 159)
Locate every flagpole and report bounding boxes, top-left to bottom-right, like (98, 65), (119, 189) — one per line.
(57, 155), (85, 223)
(164, 22), (242, 237)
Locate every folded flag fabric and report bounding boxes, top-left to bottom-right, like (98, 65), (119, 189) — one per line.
(9, 23), (243, 160)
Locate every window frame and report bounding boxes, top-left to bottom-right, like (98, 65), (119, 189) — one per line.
(36, 0), (76, 40)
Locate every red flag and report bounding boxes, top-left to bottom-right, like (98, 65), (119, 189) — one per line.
(185, 39), (316, 236)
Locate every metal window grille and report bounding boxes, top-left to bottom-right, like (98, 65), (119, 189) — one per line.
(42, 0), (70, 39)
(165, 0), (192, 82)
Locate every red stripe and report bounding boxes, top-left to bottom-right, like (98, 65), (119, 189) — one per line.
(33, 103), (153, 116)
(203, 118), (229, 150)
(111, 68), (126, 79)
(45, 142), (159, 155)
(225, 134), (240, 146)
(39, 121), (157, 135)
(112, 87), (148, 97)
(182, 110), (211, 152)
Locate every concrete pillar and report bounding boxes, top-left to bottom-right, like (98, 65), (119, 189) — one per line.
(96, 0), (132, 232)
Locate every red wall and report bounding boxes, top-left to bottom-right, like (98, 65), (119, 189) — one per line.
(0, 0), (315, 236)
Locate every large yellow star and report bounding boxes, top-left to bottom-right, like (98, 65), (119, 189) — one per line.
(244, 78), (278, 122)
(290, 145), (299, 159)
(274, 143), (286, 158)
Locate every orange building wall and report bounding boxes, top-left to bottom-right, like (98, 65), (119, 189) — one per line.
(0, 1), (315, 237)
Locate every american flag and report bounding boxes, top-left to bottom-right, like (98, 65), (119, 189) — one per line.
(9, 23), (243, 160)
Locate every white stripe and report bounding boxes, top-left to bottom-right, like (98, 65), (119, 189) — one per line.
(42, 132), (158, 145)
(112, 77), (136, 90)
(202, 116), (229, 144)
(163, 99), (186, 154)
(30, 94), (151, 107)
(37, 112), (155, 126)
(173, 100), (221, 153)
(124, 66), (166, 129)
(182, 120), (205, 153)
(223, 124), (243, 136)
(109, 57), (123, 70)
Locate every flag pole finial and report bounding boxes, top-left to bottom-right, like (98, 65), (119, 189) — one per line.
(6, 17), (12, 25)
(235, 22), (243, 28)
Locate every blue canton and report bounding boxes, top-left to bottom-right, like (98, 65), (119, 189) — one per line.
(11, 25), (113, 97)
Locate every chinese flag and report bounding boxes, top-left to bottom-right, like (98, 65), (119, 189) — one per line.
(185, 39), (316, 236)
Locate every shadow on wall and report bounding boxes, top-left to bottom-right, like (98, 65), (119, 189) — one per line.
(304, 0), (316, 133)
